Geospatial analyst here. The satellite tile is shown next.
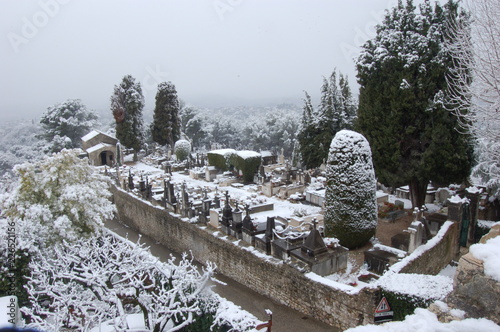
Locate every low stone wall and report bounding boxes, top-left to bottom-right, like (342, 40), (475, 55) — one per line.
(110, 185), (379, 330)
(390, 221), (460, 275)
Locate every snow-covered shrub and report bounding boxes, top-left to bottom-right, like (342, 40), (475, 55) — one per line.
(0, 149), (115, 250)
(174, 139), (192, 161)
(21, 233), (257, 332)
(324, 130), (377, 249)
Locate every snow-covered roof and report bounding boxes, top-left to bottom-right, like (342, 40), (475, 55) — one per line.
(260, 151), (274, 158)
(208, 149), (236, 156)
(86, 143), (115, 154)
(81, 130), (116, 142)
(236, 150), (261, 159)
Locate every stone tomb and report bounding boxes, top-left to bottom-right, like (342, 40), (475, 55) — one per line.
(364, 249), (399, 275)
(272, 234), (307, 261)
(290, 221), (348, 276)
(254, 217), (276, 255)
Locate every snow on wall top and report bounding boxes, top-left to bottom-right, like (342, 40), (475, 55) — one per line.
(376, 273), (452, 300)
(208, 149), (237, 156)
(236, 150), (261, 159)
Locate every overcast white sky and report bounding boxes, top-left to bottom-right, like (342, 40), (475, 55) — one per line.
(1, 0), (438, 121)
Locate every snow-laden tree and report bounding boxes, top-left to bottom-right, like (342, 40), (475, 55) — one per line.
(21, 234), (232, 332)
(324, 130), (377, 249)
(356, 0), (473, 208)
(174, 139), (192, 161)
(446, 0), (500, 199)
(0, 149), (115, 249)
(151, 82), (181, 152)
(0, 121), (46, 180)
(111, 75), (145, 161)
(298, 70), (357, 169)
(40, 99), (98, 153)
(180, 106), (207, 149)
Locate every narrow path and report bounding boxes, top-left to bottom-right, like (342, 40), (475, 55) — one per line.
(105, 219), (338, 332)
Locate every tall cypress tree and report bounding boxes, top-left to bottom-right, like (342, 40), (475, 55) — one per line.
(111, 75), (144, 161)
(356, 0), (472, 208)
(151, 82), (181, 151)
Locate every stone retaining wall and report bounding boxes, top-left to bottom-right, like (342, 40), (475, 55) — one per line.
(111, 185), (379, 330)
(398, 221), (459, 275)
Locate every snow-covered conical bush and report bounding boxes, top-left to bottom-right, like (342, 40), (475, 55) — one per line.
(174, 139), (191, 161)
(324, 130), (377, 249)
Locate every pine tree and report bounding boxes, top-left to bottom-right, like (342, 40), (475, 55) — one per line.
(297, 92), (323, 169)
(40, 99), (97, 153)
(151, 81), (181, 151)
(111, 75), (144, 161)
(324, 130), (377, 249)
(298, 70), (357, 169)
(356, 0), (473, 208)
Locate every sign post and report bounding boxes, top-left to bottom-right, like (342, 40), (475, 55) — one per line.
(374, 297), (393, 323)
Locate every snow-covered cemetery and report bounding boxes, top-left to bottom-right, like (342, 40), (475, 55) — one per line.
(1, 0), (500, 331)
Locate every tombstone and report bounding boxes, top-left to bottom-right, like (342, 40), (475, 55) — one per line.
(408, 221), (424, 253)
(254, 217), (275, 255)
(198, 189), (212, 224)
(231, 203), (243, 239)
(304, 172), (311, 185)
(241, 205), (259, 245)
(221, 191), (233, 236)
(128, 170), (135, 190)
(394, 200), (405, 209)
(290, 219), (348, 276)
(165, 164), (172, 175)
(391, 232), (410, 251)
(279, 148), (285, 164)
(139, 176), (146, 192)
(209, 209), (220, 229)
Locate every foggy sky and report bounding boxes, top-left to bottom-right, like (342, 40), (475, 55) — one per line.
(1, 0), (435, 122)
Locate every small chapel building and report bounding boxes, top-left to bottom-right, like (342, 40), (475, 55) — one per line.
(81, 130), (120, 166)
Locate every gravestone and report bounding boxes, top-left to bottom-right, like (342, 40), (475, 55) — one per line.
(209, 209), (220, 229)
(221, 191), (233, 236)
(408, 221), (424, 253)
(255, 217), (275, 255)
(127, 170), (134, 190)
(231, 203), (243, 239)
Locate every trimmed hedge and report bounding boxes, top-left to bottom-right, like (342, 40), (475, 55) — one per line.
(230, 153), (261, 183)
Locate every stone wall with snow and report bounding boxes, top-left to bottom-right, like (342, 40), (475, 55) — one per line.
(110, 184), (380, 330)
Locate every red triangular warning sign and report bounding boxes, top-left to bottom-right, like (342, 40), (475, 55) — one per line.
(375, 297), (391, 313)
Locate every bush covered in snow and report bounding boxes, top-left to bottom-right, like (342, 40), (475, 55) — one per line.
(0, 149), (115, 249)
(174, 139), (192, 161)
(324, 130), (377, 249)
(19, 233), (257, 331)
